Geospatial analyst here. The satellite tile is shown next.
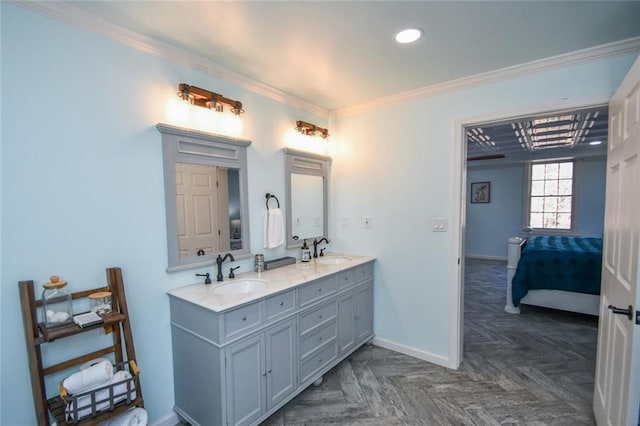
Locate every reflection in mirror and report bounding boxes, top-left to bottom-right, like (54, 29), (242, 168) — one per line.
(283, 148), (331, 248)
(157, 123), (251, 271)
(291, 174), (324, 241)
(175, 164), (242, 257)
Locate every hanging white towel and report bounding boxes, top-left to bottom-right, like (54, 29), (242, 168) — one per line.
(263, 208), (285, 249)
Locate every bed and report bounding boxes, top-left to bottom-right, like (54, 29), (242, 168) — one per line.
(504, 235), (603, 316)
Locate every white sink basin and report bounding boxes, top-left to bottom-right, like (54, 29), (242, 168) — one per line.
(211, 279), (268, 296)
(316, 256), (351, 265)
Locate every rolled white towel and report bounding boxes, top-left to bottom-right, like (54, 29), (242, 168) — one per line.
(63, 360), (114, 394)
(66, 370), (137, 421)
(98, 407), (147, 426)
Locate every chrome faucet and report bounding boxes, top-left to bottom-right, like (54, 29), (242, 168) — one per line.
(216, 253), (235, 281)
(313, 237), (329, 258)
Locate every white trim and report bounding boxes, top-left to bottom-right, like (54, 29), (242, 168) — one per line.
(465, 254), (508, 261)
(450, 94), (613, 374)
(7, 0), (330, 120)
(151, 411), (180, 426)
(372, 337), (451, 369)
(333, 38), (640, 117)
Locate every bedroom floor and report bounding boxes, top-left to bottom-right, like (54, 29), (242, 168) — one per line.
(261, 258), (599, 425)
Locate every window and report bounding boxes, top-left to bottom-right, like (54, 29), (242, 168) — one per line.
(529, 161), (573, 230)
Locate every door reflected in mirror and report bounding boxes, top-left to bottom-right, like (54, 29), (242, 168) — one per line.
(291, 174), (324, 241)
(175, 163), (242, 258)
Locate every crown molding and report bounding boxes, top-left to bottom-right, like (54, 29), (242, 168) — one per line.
(8, 0), (330, 120)
(333, 37), (640, 118)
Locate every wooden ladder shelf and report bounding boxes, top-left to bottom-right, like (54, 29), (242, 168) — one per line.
(19, 267), (144, 425)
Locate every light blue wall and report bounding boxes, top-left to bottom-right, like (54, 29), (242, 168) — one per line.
(0, 4), (326, 424)
(330, 54), (636, 361)
(465, 165), (524, 258)
(465, 157), (606, 259)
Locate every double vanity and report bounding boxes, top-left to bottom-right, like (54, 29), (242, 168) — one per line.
(168, 254), (375, 426)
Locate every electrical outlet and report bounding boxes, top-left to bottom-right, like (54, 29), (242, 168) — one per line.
(363, 216), (372, 229)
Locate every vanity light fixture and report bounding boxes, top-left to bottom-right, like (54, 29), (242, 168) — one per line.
(395, 28), (423, 44)
(176, 83), (245, 115)
(295, 120), (329, 139)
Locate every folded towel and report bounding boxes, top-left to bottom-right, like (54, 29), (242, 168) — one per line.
(63, 360), (114, 394)
(66, 370), (137, 421)
(263, 208), (285, 249)
(98, 407), (147, 426)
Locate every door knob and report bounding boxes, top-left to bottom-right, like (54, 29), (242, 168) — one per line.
(608, 304), (633, 321)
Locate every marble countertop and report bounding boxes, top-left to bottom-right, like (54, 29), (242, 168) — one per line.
(167, 253), (375, 313)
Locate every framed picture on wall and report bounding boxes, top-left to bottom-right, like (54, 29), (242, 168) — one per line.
(471, 182), (491, 203)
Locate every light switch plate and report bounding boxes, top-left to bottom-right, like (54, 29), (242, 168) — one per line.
(432, 217), (447, 232)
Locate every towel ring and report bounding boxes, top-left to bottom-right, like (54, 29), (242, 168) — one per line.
(265, 193), (280, 209)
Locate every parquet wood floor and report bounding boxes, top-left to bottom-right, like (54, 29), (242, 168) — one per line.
(262, 258), (599, 425)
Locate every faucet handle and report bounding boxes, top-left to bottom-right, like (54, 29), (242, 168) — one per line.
(320, 248), (326, 257)
(229, 266), (240, 279)
(196, 273), (211, 285)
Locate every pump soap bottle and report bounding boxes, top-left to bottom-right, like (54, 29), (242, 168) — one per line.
(301, 239), (311, 262)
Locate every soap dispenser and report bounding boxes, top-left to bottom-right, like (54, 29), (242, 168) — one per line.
(301, 239), (311, 262)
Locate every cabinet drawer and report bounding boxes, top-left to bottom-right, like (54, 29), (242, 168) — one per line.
(355, 263), (373, 283)
(300, 319), (337, 359)
(265, 290), (295, 321)
(224, 301), (262, 339)
(298, 276), (336, 307)
(300, 340), (337, 384)
(299, 300), (337, 336)
(336, 269), (356, 290)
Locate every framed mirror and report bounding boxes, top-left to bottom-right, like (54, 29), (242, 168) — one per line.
(157, 124), (251, 271)
(283, 148), (331, 248)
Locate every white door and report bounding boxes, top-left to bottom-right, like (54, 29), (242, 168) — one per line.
(594, 55), (640, 426)
(175, 163), (221, 257)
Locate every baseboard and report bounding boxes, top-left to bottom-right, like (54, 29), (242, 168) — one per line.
(151, 411), (181, 426)
(372, 337), (450, 369)
(465, 254), (508, 261)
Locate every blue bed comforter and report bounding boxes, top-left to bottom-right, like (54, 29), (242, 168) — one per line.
(511, 236), (603, 306)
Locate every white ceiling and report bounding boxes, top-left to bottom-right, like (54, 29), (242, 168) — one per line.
(41, 1), (640, 110)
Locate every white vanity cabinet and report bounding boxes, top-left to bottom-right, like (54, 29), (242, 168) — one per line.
(169, 258), (375, 426)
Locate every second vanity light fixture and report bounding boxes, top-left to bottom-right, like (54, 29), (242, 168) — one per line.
(177, 83), (245, 115)
(295, 120), (329, 139)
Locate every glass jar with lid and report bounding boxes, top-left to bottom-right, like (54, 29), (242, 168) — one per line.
(89, 290), (112, 316)
(42, 275), (73, 327)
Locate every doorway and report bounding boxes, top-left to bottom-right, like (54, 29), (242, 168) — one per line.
(450, 99), (610, 367)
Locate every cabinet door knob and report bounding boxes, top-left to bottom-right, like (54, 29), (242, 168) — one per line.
(318, 315), (322, 319)
(267, 369), (272, 373)
(242, 316), (247, 321)
(279, 301), (284, 306)
(261, 372), (267, 376)
(318, 288), (322, 292)
(318, 336), (323, 341)
(318, 358), (323, 363)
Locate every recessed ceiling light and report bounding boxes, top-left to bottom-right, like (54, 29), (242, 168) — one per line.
(589, 141), (603, 146)
(395, 28), (423, 44)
